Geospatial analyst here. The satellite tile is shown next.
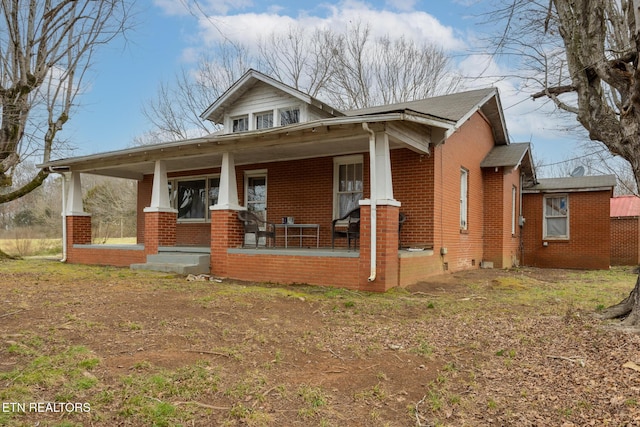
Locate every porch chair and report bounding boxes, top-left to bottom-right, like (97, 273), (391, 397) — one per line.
(237, 210), (276, 248)
(331, 207), (361, 250)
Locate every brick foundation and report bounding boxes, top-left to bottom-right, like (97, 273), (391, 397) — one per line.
(210, 209), (245, 278)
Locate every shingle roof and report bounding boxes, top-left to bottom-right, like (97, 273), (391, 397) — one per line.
(344, 88), (496, 122)
(610, 195), (640, 217)
(480, 143), (531, 168)
(524, 175), (616, 192)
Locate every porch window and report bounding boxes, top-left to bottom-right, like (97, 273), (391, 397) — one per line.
(232, 115), (248, 132)
(334, 155), (364, 218)
(279, 107), (299, 126)
(255, 111), (273, 129)
(172, 176), (220, 221)
(544, 194), (569, 239)
(460, 168), (468, 230)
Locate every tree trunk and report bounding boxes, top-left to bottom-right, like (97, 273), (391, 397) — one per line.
(601, 274), (640, 326)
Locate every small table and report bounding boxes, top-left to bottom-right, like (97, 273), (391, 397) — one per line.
(275, 224), (320, 248)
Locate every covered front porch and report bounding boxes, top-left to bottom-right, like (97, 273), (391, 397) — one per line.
(51, 116), (443, 291)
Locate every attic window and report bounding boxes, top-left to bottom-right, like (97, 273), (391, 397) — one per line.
(232, 116), (248, 132)
(280, 108), (299, 126)
(255, 111), (273, 129)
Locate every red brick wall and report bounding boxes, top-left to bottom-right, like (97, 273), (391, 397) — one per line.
(522, 190), (611, 269)
(611, 217), (640, 266)
(431, 113), (496, 273)
(391, 149), (435, 248)
(223, 253), (362, 288)
(482, 168), (521, 268)
(66, 246), (146, 267)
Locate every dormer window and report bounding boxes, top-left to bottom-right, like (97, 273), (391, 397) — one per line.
(279, 108), (299, 126)
(232, 115), (248, 132)
(255, 111), (273, 129)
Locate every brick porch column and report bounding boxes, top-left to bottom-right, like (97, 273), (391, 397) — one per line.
(64, 172), (92, 262)
(65, 215), (92, 262)
(144, 160), (177, 255)
(143, 210), (177, 255)
(210, 209), (244, 278)
(359, 203), (400, 292)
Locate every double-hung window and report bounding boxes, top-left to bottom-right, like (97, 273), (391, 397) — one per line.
(334, 155), (364, 218)
(544, 194), (569, 239)
(279, 108), (299, 126)
(255, 111), (273, 129)
(232, 116), (248, 132)
(460, 168), (468, 230)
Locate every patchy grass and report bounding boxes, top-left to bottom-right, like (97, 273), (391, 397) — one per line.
(0, 260), (639, 426)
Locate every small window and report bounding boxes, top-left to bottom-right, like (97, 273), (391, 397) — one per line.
(232, 116), (248, 132)
(255, 112), (273, 129)
(280, 108), (299, 126)
(544, 195), (569, 239)
(460, 168), (468, 230)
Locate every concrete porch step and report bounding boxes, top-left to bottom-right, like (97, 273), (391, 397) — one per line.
(130, 252), (210, 275)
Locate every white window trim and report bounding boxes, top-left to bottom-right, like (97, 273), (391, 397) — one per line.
(278, 106), (301, 126)
(170, 174), (220, 223)
(333, 154), (364, 220)
(460, 168), (468, 230)
(231, 115), (249, 132)
(511, 185), (517, 236)
(244, 169), (268, 212)
(543, 194), (569, 240)
(255, 110), (274, 130)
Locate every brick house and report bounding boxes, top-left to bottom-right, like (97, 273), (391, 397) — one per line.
(521, 176), (616, 269)
(610, 195), (640, 266)
(39, 69), (613, 290)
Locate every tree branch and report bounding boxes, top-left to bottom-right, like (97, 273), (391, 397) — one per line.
(531, 85), (576, 99)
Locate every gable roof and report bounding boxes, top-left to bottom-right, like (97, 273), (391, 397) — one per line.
(611, 195), (640, 217)
(523, 175), (616, 193)
(346, 88), (508, 145)
(480, 143), (531, 168)
(200, 69), (344, 124)
(480, 142), (535, 180)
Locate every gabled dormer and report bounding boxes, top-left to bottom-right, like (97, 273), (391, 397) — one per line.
(200, 69), (344, 134)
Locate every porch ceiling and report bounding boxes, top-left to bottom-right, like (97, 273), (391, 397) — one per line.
(40, 115), (440, 180)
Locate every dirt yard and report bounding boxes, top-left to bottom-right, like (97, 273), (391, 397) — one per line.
(1, 259), (640, 426)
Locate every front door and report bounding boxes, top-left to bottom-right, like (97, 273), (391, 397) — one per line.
(245, 171), (267, 246)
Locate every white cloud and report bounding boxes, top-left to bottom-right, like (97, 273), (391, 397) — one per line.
(194, 2), (465, 52)
(385, 0), (417, 12)
(153, 0), (189, 16)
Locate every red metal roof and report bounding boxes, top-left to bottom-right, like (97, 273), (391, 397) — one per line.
(610, 195), (640, 217)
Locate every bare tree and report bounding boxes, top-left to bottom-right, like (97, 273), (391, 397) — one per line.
(143, 21), (463, 137)
(0, 0), (131, 204)
(142, 42), (250, 141)
(84, 176), (136, 242)
(488, 0), (640, 326)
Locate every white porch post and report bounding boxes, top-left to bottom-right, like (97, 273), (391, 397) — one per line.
(373, 130), (396, 203)
(144, 160), (176, 213)
(212, 152), (244, 211)
(66, 172), (90, 216)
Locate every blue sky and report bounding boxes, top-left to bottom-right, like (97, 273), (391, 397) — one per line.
(66, 0), (582, 170)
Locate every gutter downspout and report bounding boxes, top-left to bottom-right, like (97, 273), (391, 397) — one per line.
(362, 123), (377, 282)
(49, 168), (68, 262)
